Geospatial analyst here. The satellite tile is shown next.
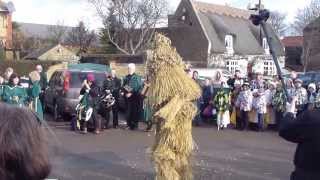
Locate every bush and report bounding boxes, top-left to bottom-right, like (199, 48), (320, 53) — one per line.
(0, 60), (60, 77)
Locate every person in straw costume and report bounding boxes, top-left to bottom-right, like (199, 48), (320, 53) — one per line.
(28, 71), (44, 121)
(147, 33), (201, 180)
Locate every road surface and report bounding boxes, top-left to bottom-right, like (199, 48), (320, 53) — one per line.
(45, 115), (295, 180)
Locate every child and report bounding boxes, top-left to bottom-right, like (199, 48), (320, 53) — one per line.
(253, 87), (267, 131)
(265, 81), (276, 127)
(214, 81), (231, 130)
(236, 81), (253, 131)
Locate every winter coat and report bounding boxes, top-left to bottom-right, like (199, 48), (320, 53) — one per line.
(279, 110), (320, 174)
(236, 90), (253, 112)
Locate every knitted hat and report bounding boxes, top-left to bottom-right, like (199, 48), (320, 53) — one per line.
(308, 83), (316, 90)
(87, 73), (95, 82)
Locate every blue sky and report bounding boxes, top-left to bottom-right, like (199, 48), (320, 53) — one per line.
(9, 0), (311, 29)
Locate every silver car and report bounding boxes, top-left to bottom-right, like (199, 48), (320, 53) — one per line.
(44, 69), (107, 121)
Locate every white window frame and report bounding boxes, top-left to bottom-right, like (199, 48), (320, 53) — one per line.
(225, 35), (234, 54)
(263, 38), (270, 55)
(263, 60), (276, 76)
(226, 60), (239, 74)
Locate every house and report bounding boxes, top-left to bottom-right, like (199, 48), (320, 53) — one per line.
(0, 0), (14, 59)
(281, 36), (303, 72)
(302, 17), (320, 71)
(24, 44), (79, 62)
(165, 0), (284, 76)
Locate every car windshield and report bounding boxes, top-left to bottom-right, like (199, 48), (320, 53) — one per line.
(70, 72), (106, 88)
(297, 73), (313, 83)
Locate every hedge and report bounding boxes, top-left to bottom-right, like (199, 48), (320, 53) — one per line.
(0, 60), (60, 77)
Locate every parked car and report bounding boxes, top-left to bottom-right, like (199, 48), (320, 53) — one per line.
(44, 64), (109, 121)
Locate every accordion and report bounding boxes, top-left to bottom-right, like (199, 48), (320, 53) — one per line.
(75, 104), (93, 122)
(123, 85), (133, 93)
(100, 90), (116, 109)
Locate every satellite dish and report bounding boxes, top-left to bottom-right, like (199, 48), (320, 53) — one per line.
(6, 2), (15, 13)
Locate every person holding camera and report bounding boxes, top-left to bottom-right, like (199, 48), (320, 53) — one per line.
(280, 97), (320, 180)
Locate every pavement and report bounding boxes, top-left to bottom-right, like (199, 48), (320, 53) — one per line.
(45, 114), (295, 180)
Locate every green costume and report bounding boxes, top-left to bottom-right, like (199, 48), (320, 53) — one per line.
(123, 73), (143, 93)
(28, 81), (44, 121)
(2, 85), (27, 107)
(272, 90), (286, 113)
(214, 88), (231, 112)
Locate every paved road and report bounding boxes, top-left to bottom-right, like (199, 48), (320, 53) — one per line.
(45, 115), (295, 180)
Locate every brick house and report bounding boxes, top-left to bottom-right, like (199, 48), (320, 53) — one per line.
(281, 36), (304, 72)
(303, 17), (320, 71)
(0, 0), (14, 59)
(165, 0), (284, 76)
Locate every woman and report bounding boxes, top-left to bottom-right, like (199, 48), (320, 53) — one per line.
(214, 80), (231, 130)
(28, 71), (44, 121)
(0, 103), (51, 180)
(78, 74), (101, 134)
(2, 73), (27, 107)
(3, 67), (13, 84)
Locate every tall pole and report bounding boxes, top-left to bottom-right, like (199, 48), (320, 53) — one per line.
(250, 1), (289, 102)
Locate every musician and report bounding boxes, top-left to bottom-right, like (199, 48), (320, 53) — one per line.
(122, 63), (143, 130)
(36, 65), (48, 105)
(27, 71), (44, 122)
(79, 74), (101, 134)
(280, 97), (320, 180)
(2, 73), (27, 107)
(102, 70), (121, 129)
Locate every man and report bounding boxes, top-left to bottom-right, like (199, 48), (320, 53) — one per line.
(227, 69), (243, 89)
(280, 97), (320, 180)
(122, 63), (143, 130)
(36, 65), (48, 105)
(102, 70), (121, 129)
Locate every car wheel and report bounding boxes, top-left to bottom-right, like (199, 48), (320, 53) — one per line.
(53, 103), (60, 121)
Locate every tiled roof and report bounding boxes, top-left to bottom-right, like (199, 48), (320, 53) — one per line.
(281, 36), (303, 47)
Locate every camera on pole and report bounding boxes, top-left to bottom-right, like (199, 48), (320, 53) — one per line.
(248, 1), (290, 103)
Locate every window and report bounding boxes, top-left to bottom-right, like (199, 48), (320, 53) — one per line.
(226, 60), (239, 74)
(225, 35), (234, 54)
(263, 60), (276, 76)
(263, 38), (270, 54)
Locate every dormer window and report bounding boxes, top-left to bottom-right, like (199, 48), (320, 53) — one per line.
(225, 35), (234, 54)
(263, 38), (270, 54)
(181, 15), (186, 21)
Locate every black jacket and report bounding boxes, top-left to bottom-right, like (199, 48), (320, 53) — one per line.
(279, 110), (320, 172)
(80, 83), (101, 108)
(103, 77), (121, 99)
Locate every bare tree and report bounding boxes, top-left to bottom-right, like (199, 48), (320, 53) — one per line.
(268, 11), (287, 37)
(291, 0), (320, 35)
(48, 21), (68, 44)
(89, 0), (169, 55)
(65, 21), (97, 55)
